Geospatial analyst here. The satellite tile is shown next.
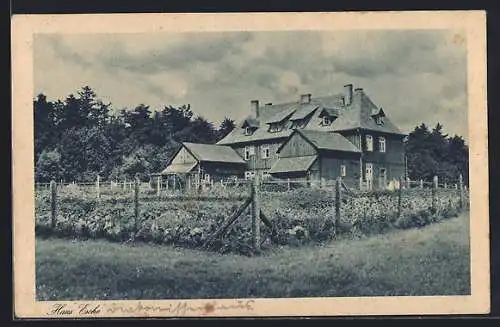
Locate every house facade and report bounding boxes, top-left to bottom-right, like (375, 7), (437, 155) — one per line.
(269, 129), (362, 188)
(160, 142), (246, 189)
(216, 84), (406, 189)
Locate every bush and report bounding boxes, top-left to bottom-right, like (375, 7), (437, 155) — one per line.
(35, 186), (466, 254)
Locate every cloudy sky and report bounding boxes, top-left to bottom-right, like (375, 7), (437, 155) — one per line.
(34, 30), (468, 139)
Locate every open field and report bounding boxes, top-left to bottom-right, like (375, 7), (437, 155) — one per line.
(36, 211), (470, 300)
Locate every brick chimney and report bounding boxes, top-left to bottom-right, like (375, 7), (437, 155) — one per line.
(300, 93), (311, 104)
(343, 84), (353, 106)
(251, 100), (260, 118)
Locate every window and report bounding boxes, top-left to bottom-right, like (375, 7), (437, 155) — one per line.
(204, 173), (210, 183)
(365, 163), (373, 180)
(269, 123), (282, 133)
(379, 136), (386, 153)
(262, 170), (271, 179)
(244, 146), (255, 160)
(261, 145), (270, 159)
(375, 116), (385, 125)
(291, 120), (307, 129)
(365, 135), (373, 152)
(245, 171), (256, 180)
(340, 164), (346, 177)
(322, 116), (333, 126)
(244, 127), (252, 135)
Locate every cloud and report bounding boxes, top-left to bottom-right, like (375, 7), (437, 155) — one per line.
(95, 32), (253, 74)
(33, 30), (469, 139)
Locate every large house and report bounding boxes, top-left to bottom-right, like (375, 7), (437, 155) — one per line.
(163, 84), (406, 190)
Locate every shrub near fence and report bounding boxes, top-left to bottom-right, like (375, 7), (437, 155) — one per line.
(36, 180), (272, 255)
(35, 175), (469, 255)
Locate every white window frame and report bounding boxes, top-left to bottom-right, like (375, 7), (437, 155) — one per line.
(365, 135), (373, 152)
(379, 136), (386, 153)
(365, 163), (373, 181)
(244, 146), (255, 160)
(340, 164), (346, 177)
(245, 171), (256, 180)
(322, 116), (331, 126)
(244, 126), (252, 135)
(204, 173), (210, 182)
(269, 123), (281, 133)
(261, 145), (270, 159)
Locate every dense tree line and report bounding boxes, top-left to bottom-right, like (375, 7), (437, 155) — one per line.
(405, 123), (469, 185)
(34, 86), (235, 182)
(34, 86), (469, 185)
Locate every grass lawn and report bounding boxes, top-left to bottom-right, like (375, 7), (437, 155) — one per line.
(36, 211), (470, 300)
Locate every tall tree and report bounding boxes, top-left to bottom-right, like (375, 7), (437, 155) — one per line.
(405, 122), (468, 184)
(34, 94), (55, 159)
(217, 117), (236, 141)
(174, 116), (217, 144)
(78, 86), (111, 128)
(34, 86), (236, 181)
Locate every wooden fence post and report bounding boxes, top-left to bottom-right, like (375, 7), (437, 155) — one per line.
(432, 175), (438, 212)
(96, 174), (100, 199)
(123, 177), (126, 190)
(459, 174), (464, 209)
(334, 177), (342, 236)
(156, 176), (161, 196)
(134, 177), (140, 238)
(420, 179), (423, 189)
(50, 180), (57, 229)
(406, 177), (410, 189)
(397, 177), (403, 218)
(251, 175), (261, 252)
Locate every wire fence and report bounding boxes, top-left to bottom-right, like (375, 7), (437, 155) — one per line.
(35, 173), (468, 199)
(35, 174), (469, 254)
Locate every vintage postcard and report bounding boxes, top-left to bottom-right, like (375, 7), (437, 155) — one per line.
(12, 11), (489, 318)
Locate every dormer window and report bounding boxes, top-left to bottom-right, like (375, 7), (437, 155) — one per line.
(372, 108), (386, 126)
(290, 119), (307, 129)
(319, 108), (338, 127)
(269, 123), (282, 133)
(242, 118), (259, 135)
(322, 116), (332, 126)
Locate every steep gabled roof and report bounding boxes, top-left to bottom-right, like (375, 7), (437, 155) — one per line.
(182, 142), (245, 164)
(162, 162), (197, 174)
(289, 104), (319, 121)
(241, 117), (260, 128)
(217, 88), (405, 145)
(296, 130), (361, 153)
(217, 101), (297, 145)
(269, 155), (318, 174)
(266, 107), (297, 124)
(330, 90), (404, 135)
(319, 107), (340, 117)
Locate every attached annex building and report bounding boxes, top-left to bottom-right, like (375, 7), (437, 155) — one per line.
(163, 84), (406, 190)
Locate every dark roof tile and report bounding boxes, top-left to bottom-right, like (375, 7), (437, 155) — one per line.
(183, 142), (246, 164)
